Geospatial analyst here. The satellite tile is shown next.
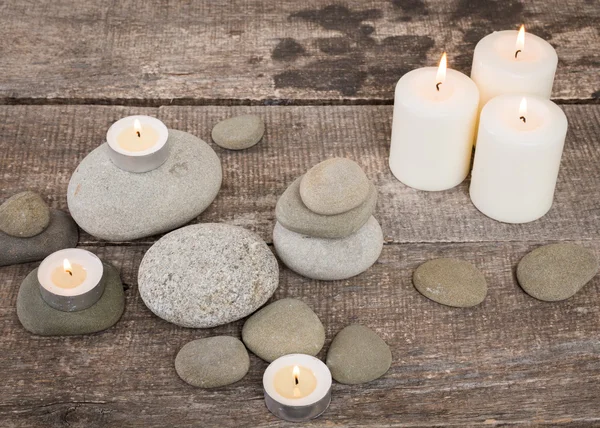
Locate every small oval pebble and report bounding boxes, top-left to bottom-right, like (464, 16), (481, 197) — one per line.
(517, 243), (598, 302)
(326, 325), (391, 385)
(300, 158), (370, 215)
(211, 114), (265, 150)
(413, 258), (487, 307)
(175, 336), (250, 388)
(242, 298), (325, 362)
(0, 191), (50, 238)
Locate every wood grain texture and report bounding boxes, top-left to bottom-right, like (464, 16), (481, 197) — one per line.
(0, 0), (598, 104)
(1, 105), (599, 246)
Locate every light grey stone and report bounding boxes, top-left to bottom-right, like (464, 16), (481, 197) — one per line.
(326, 324), (391, 385)
(17, 263), (125, 336)
(138, 223), (279, 328)
(276, 176), (377, 239)
(413, 258), (487, 308)
(211, 114), (264, 150)
(175, 336), (250, 388)
(300, 158), (370, 215)
(67, 129), (222, 241)
(0, 191), (50, 238)
(273, 216), (383, 281)
(242, 298), (325, 362)
(517, 243), (599, 302)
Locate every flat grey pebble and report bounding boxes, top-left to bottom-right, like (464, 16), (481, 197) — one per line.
(211, 114), (264, 150)
(242, 298), (325, 362)
(0, 191), (50, 238)
(175, 336), (250, 388)
(276, 176), (377, 239)
(273, 216), (383, 281)
(413, 258), (487, 308)
(138, 223), (279, 328)
(300, 158), (370, 215)
(326, 325), (391, 385)
(517, 243), (599, 301)
(0, 210), (79, 267)
(68, 129), (222, 241)
(17, 263), (125, 336)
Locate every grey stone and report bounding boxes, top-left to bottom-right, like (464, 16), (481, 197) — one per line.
(138, 223), (279, 328)
(300, 158), (370, 215)
(0, 191), (50, 238)
(326, 324), (391, 385)
(211, 114), (264, 150)
(242, 298), (325, 362)
(413, 258), (487, 308)
(17, 263), (125, 336)
(276, 176), (377, 239)
(517, 243), (599, 302)
(175, 336), (250, 388)
(67, 129), (222, 241)
(273, 216), (383, 281)
(0, 210), (79, 267)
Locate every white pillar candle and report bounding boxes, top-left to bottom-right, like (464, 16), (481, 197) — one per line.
(106, 115), (169, 173)
(263, 354), (332, 422)
(470, 94), (568, 223)
(38, 249), (105, 312)
(389, 53), (480, 191)
(471, 26), (558, 110)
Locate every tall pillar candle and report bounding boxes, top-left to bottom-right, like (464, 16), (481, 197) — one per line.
(470, 94), (568, 223)
(389, 53), (480, 191)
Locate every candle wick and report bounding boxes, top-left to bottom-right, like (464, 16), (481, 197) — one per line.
(67, 270), (72, 276)
(294, 376), (299, 385)
(519, 116), (526, 123)
(515, 49), (522, 59)
(436, 82), (442, 91)
(136, 131), (141, 138)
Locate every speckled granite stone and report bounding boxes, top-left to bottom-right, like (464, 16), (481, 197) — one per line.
(211, 114), (264, 150)
(0, 191), (50, 238)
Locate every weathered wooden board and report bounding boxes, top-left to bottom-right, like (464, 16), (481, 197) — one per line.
(0, 0), (598, 104)
(1, 105), (599, 246)
(0, 240), (599, 427)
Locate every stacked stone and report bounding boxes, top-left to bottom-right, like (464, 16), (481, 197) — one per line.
(274, 158), (383, 281)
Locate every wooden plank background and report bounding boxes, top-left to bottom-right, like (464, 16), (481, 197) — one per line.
(0, 0), (599, 427)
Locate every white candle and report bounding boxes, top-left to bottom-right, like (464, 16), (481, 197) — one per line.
(38, 249), (105, 312)
(263, 354), (332, 422)
(389, 53), (480, 191)
(106, 115), (169, 173)
(470, 94), (568, 223)
(471, 26), (558, 110)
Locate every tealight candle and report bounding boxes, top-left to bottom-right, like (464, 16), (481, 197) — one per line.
(470, 94), (568, 223)
(263, 354), (332, 422)
(106, 115), (169, 173)
(389, 52), (480, 191)
(38, 249), (105, 312)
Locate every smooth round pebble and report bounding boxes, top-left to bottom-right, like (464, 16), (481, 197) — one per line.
(138, 223), (279, 328)
(211, 114), (264, 150)
(326, 325), (391, 385)
(300, 158), (370, 215)
(175, 336), (250, 388)
(413, 258), (487, 307)
(273, 216), (383, 281)
(276, 176), (377, 239)
(242, 298), (325, 362)
(0, 191), (50, 238)
(517, 243), (599, 301)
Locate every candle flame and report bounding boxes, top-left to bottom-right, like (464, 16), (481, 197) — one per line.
(134, 119), (142, 137)
(519, 97), (527, 123)
(63, 258), (73, 276)
(436, 52), (447, 91)
(515, 25), (525, 58)
(293, 365), (300, 385)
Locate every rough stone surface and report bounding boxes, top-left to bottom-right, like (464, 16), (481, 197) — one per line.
(0, 191), (50, 238)
(300, 158), (370, 215)
(276, 176), (377, 239)
(326, 324), (392, 385)
(0, 210), (79, 267)
(242, 298), (325, 362)
(413, 258), (488, 308)
(67, 129), (222, 241)
(175, 336), (250, 388)
(517, 243), (599, 302)
(273, 216), (383, 281)
(17, 263), (125, 336)
(138, 223), (279, 328)
(211, 114), (264, 150)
